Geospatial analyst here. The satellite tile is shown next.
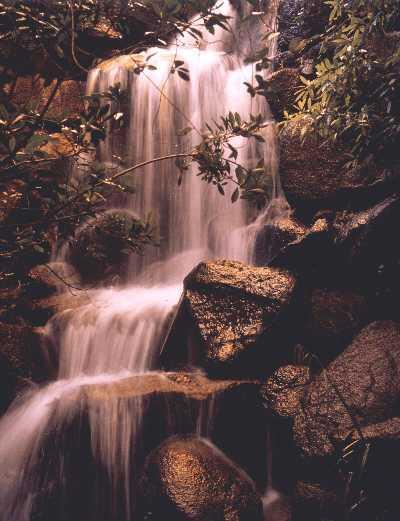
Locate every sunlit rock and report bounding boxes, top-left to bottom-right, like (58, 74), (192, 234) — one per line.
(138, 436), (264, 521)
(262, 364), (310, 419)
(163, 260), (299, 378)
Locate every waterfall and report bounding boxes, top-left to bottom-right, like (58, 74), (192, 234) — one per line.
(0, 2), (287, 520)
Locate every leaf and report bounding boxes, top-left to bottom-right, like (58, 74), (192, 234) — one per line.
(231, 187), (240, 203)
(177, 70), (190, 81)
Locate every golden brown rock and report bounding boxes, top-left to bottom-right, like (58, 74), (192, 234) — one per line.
(175, 260), (298, 377)
(262, 365), (310, 418)
(138, 436), (264, 521)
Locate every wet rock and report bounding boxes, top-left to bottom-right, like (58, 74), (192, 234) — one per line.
(303, 288), (369, 363)
(67, 209), (147, 284)
(138, 436), (264, 521)
(262, 365), (310, 419)
(87, 372), (268, 487)
(254, 216), (307, 266)
(0, 322), (46, 412)
(293, 321), (400, 458)
(164, 260), (299, 378)
(265, 69), (302, 120)
(27, 262), (81, 298)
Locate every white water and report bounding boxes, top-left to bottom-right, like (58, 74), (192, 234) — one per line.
(0, 2), (287, 520)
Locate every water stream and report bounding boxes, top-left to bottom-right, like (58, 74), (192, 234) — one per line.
(0, 1), (287, 519)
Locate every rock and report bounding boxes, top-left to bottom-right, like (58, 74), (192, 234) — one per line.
(303, 288), (369, 363)
(265, 69), (302, 120)
(23, 291), (90, 326)
(293, 321), (400, 457)
(0, 322), (46, 412)
(87, 372), (268, 487)
(262, 365), (310, 419)
(279, 118), (397, 217)
(278, 0), (330, 54)
(163, 260), (299, 378)
(270, 217), (335, 281)
(292, 481), (342, 521)
(333, 195), (400, 297)
(67, 209), (147, 284)
(27, 262), (81, 298)
(12, 78), (85, 119)
(137, 436), (264, 521)
(254, 216), (307, 266)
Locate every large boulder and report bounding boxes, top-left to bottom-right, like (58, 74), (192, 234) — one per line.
(162, 260), (299, 378)
(294, 321), (400, 458)
(137, 436), (264, 521)
(279, 118), (397, 217)
(265, 69), (302, 120)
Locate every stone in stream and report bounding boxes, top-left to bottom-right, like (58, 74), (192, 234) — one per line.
(85, 372), (267, 488)
(137, 436), (264, 521)
(162, 260), (299, 378)
(25, 372), (267, 521)
(293, 321), (400, 458)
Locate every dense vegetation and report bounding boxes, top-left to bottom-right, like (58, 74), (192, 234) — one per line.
(288, 0), (400, 172)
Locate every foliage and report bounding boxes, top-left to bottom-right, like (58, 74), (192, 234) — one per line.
(0, 0), (271, 283)
(286, 0), (400, 171)
(0, 0), (231, 78)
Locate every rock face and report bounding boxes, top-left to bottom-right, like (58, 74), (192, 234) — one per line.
(163, 260), (299, 378)
(262, 365), (310, 419)
(87, 372), (268, 487)
(265, 69), (302, 120)
(27, 262), (81, 298)
(280, 118), (347, 213)
(303, 288), (369, 363)
(138, 436), (264, 521)
(254, 216), (307, 266)
(278, 0), (329, 53)
(0, 322), (45, 412)
(333, 195), (400, 294)
(279, 118), (396, 216)
(294, 321), (400, 457)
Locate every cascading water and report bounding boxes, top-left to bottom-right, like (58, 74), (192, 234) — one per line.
(0, 2), (287, 520)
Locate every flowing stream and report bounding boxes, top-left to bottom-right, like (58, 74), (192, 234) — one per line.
(0, 1), (287, 519)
